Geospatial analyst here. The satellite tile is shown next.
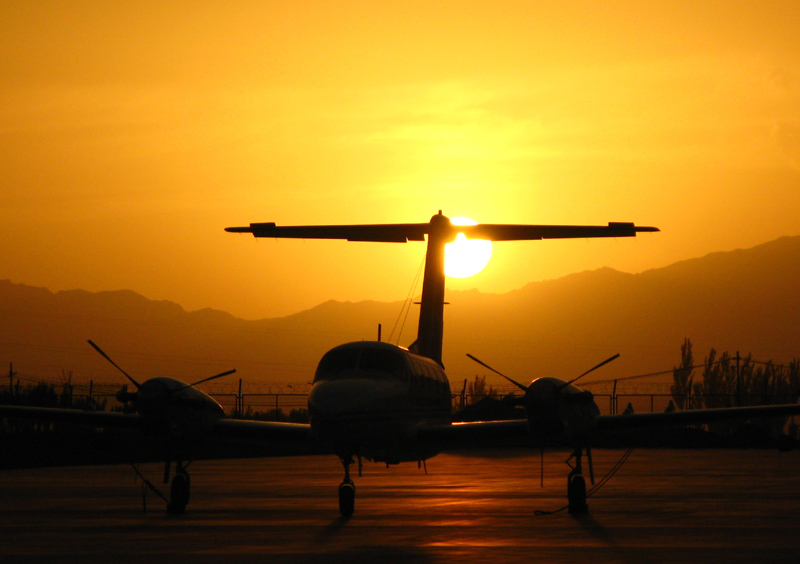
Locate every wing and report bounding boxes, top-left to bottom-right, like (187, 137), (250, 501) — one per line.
(418, 402), (800, 449)
(1, 405), (323, 453)
(211, 418), (316, 443)
(0, 405), (146, 429)
(417, 419), (530, 449)
(209, 419), (326, 455)
(595, 403), (800, 432)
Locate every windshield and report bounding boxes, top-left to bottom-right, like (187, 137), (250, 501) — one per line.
(314, 346), (408, 382)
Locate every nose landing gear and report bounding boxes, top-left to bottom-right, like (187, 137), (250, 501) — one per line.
(338, 455), (356, 517)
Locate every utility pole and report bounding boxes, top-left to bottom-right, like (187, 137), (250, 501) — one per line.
(612, 379), (618, 415)
(238, 378), (243, 416)
(8, 362), (17, 397)
(735, 351), (741, 407)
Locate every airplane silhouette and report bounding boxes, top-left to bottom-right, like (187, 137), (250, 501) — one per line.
(4, 212), (800, 516)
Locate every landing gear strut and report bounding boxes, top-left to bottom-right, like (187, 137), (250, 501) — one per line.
(338, 455), (356, 518)
(566, 447), (588, 515)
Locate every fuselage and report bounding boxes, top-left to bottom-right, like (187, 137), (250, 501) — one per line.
(308, 341), (451, 463)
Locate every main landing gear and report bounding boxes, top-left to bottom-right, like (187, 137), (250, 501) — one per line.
(566, 446), (593, 515)
(131, 458), (193, 514)
(166, 461), (191, 515)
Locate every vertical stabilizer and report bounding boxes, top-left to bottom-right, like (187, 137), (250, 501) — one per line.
(410, 212), (454, 366)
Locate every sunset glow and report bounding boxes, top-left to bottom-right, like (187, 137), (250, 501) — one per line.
(1, 2), (799, 319)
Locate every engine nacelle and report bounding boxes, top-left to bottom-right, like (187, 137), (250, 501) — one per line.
(524, 377), (600, 444)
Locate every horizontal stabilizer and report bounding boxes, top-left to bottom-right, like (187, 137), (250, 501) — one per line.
(225, 221), (659, 242)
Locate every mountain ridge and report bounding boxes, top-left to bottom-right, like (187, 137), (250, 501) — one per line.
(2, 235), (798, 391)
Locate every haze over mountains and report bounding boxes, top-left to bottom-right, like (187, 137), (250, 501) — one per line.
(2, 236), (798, 394)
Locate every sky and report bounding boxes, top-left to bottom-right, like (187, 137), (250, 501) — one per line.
(2, 1), (799, 320)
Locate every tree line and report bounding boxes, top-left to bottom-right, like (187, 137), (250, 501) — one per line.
(3, 340), (799, 439)
(671, 338), (800, 438)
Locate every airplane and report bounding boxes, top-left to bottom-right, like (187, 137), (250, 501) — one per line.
(0, 340), (318, 513)
(3, 211), (800, 517)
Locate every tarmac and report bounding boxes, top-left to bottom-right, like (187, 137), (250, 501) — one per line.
(1, 448), (799, 563)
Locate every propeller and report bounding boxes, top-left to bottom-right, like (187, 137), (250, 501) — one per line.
(557, 353), (620, 390)
(88, 340), (236, 403)
(171, 369), (237, 393)
(465, 353), (528, 393)
(88, 339), (141, 390)
(87, 339), (235, 509)
(466, 352), (620, 393)
(466, 352), (621, 488)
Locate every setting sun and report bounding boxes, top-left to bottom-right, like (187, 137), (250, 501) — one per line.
(444, 217), (493, 278)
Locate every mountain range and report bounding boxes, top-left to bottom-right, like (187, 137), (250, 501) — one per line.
(2, 236), (799, 395)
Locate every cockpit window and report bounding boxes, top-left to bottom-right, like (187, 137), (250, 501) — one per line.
(359, 348), (408, 381)
(316, 348), (360, 379)
(314, 346), (409, 382)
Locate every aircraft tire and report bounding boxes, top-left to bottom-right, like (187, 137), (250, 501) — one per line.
(338, 480), (355, 518)
(168, 474), (190, 515)
(567, 474), (588, 515)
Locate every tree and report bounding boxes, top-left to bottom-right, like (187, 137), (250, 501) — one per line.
(678, 340), (800, 440)
(466, 374), (498, 405)
(670, 338), (694, 410)
(692, 349), (736, 409)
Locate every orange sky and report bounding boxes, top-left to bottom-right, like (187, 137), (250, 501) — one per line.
(2, 1), (799, 319)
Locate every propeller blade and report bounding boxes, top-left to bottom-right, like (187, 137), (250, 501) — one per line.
(466, 353), (529, 392)
(559, 353), (620, 390)
(170, 369), (237, 394)
(87, 340), (141, 389)
(188, 368), (237, 388)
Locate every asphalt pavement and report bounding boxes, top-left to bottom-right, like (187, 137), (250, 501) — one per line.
(1, 448), (799, 563)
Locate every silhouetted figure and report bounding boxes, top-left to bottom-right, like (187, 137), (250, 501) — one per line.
(622, 402), (634, 415)
(665, 400), (676, 413)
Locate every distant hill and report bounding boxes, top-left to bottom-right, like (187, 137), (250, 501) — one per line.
(443, 235), (800, 389)
(2, 236), (799, 395)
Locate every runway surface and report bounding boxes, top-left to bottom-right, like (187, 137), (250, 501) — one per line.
(2, 448), (799, 563)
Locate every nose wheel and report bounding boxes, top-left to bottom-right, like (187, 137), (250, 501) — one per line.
(338, 479), (355, 517)
(567, 472), (587, 515)
(338, 455), (356, 518)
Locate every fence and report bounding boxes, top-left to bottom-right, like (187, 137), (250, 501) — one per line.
(4, 388), (798, 420)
